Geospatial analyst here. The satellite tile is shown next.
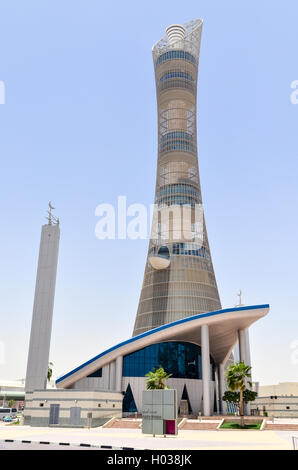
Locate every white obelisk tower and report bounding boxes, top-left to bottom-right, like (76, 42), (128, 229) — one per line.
(25, 203), (60, 393)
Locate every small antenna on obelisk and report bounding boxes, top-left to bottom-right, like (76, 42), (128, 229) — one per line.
(46, 201), (59, 225)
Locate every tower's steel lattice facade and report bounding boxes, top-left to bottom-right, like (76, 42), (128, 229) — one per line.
(133, 19), (222, 336)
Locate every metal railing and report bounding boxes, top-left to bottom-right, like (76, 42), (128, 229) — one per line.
(292, 436), (298, 450)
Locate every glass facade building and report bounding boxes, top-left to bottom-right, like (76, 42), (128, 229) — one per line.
(133, 20), (222, 336)
(123, 341), (215, 381)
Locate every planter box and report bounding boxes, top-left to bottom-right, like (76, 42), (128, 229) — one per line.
(218, 417), (265, 430)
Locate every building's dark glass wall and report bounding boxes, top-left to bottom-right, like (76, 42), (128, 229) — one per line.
(122, 384), (137, 414)
(87, 367), (102, 378)
(122, 341), (215, 380)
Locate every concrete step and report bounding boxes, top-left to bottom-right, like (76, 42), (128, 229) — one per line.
(106, 419), (141, 429)
(265, 424), (298, 431)
(180, 421), (219, 430)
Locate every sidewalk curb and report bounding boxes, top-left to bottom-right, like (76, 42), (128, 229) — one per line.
(1, 439), (140, 450)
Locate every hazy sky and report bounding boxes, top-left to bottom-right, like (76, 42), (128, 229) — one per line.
(0, 0), (297, 385)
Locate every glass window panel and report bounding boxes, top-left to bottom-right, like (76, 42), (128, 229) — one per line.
(122, 341), (214, 380)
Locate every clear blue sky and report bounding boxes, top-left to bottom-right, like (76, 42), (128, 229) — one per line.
(0, 0), (297, 385)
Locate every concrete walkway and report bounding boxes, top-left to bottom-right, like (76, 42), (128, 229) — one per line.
(0, 425), (295, 450)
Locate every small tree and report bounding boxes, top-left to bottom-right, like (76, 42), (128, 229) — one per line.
(47, 362), (53, 382)
(8, 399), (15, 408)
(145, 367), (172, 390)
(225, 361), (252, 428)
(222, 389), (257, 413)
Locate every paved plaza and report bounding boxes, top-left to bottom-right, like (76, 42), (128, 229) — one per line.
(0, 423), (296, 450)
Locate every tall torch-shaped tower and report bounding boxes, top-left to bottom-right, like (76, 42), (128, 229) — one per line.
(133, 20), (221, 336)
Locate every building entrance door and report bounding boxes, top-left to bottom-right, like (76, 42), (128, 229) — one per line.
(49, 404), (60, 425)
(70, 407), (81, 426)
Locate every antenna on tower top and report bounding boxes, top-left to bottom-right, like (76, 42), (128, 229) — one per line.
(46, 201), (59, 225)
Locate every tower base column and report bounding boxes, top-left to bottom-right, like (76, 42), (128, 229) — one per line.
(201, 324), (211, 416)
(219, 363), (227, 415)
(115, 356), (123, 392)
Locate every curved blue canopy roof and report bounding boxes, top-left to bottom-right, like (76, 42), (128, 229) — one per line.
(56, 304), (269, 385)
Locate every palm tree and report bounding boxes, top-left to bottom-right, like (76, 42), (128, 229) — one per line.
(145, 367), (172, 390)
(47, 362), (53, 383)
(225, 361), (252, 428)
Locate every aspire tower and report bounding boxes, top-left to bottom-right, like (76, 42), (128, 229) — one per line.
(133, 20), (221, 336)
